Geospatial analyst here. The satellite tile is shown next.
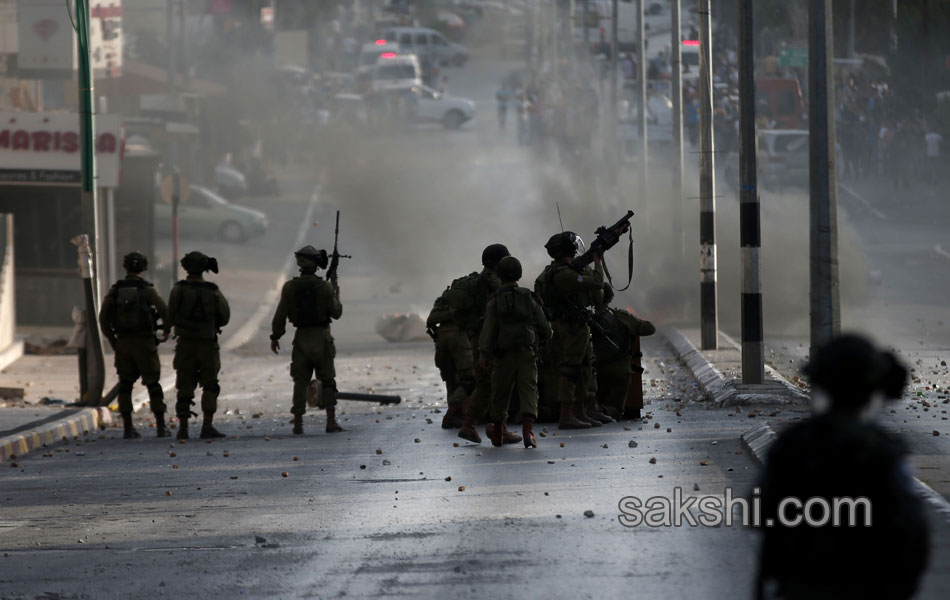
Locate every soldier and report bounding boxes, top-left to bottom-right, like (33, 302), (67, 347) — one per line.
(756, 334), (929, 599)
(270, 245), (343, 435)
(167, 251), (230, 440)
(535, 231), (605, 429)
(425, 244), (521, 445)
(592, 284), (655, 420)
(98, 252), (171, 439)
(478, 256), (551, 447)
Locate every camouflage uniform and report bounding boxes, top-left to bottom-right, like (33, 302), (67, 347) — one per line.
(592, 306), (655, 419)
(98, 275), (170, 418)
(271, 273), (342, 415)
(168, 277), (230, 425)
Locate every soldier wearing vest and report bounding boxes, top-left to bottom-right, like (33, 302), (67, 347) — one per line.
(168, 251), (231, 440)
(98, 252), (171, 439)
(478, 257), (551, 447)
(535, 231), (605, 430)
(270, 245), (343, 435)
(425, 244), (521, 445)
(592, 284), (655, 420)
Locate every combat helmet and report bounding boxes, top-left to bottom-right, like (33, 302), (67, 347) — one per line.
(295, 245), (329, 270)
(545, 231), (580, 259)
(122, 251), (148, 273)
(481, 244), (510, 269)
(496, 256), (522, 282)
(180, 251), (219, 275)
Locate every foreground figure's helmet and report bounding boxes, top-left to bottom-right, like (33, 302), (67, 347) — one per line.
(295, 245), (329, 270)
(545, 231), (579, 259)
(123, 251), (148, 273)
(496, 256), (523, 282)
(802, 334), (908, 411)
(180, 251), (218, 274)
(481, 244), (511, 269)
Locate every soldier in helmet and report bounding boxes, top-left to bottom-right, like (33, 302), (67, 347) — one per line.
(535, 231), (606, 429)
(167, 251), (231, 439)
(271, 245), (343, 435)
(592, 284), (655, 420)
(756, 334), (929, 599)
(99, 252), (171, 439)
(478, 256), (551, 447)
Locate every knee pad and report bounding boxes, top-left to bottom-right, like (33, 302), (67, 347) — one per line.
(203, 382), (221, 396)
(146, 383), (164, 400)
(118, 379), (134, 394)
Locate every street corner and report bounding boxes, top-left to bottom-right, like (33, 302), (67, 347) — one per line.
(0, 406), (112, 462)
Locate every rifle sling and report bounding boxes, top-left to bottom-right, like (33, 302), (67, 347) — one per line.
(603, 228), (634, 292)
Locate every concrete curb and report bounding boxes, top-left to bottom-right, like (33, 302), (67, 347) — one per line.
(0, 406), (112, 460)
(742, 422), (950, 526)
(663, 326), (808, 406)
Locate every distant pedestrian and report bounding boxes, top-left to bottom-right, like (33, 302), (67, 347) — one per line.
(925, 129), (943, 184)
(496, 85), (512, 130)
(755, 334), (929, 600)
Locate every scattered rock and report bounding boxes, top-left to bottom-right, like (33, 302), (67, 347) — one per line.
(649, 457), (657, 464)
(628, 440), (638, 448)
(583, 510), (595, 518)
(293, 456), (299, 461)
(654, 422), (660, 429)
(452, 442), (459, 448)
(458, 486), (466, 492)
(693, 483), (700, 491)
(445, 476), (452, 481)
(382, 459), (391, 466)
(282, 472), (289, 477)
(165, 490), (172, 496)
(934, 431), (941, 436)
(700, 461), (709, 466)
(375, 448), (383, 455)
(601, 444), (608, 449)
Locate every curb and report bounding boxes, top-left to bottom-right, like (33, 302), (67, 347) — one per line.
(0, 339), (24, 372)
(663, 326), (808, 406)
(933, 243), (950, 266)
(0, 406), (112, 461)
(742, 422), (950, 526)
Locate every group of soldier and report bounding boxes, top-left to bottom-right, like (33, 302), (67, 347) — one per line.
(425, 229), (655, 448)
(98, 245), (341, 439)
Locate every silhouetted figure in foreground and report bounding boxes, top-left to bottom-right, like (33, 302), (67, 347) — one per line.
(756, 334), (929, 600)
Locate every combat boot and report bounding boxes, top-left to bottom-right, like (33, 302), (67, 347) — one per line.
(457, 416), (482, 444)
(199, 413), (226, 439)
(176, 418), (189, 440)
(325, 407), (344, 433)
(485, 422), (522, 446)
(122, 413), (141, 439)
(585, 396), (615, 424)
(522, 415), (537, 448)
(558, 403), (591, 430)
(573, 403), (601, 427)
(623, 407), (642, 421)
(292, 414), (304, 435)
(154, 413), (170, 438)
(440, 404), (464, 429)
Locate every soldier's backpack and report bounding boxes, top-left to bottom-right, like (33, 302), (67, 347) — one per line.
(109, 280), (153, 334)
(431, 272), (485, 330)
(291, 278), (330, 327)
(174, 281), (219, 339)
(493, 287), (537, 351)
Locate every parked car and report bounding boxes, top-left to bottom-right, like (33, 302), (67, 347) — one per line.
(214, 162), (247, 198)
(154, 185), (268, 243)
(371, 54), (423, 92)
(356, 41), (402, 77)
(382, 27), (469, 66)
(368, 85), (476, 129)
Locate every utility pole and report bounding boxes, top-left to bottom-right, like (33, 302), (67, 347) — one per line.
(808, 0), (840, 354)
(670, 0), (684, 256)
(582, 0), (590, 48)
(636, 0), (647, 208)
(738, 0), (763, 384)
(74, 0), (106, 406)
(698, 0), (717, 350)
(848, 0), (856, 58)
(166, 0), (176, 96)
(179, 0), (189, 87)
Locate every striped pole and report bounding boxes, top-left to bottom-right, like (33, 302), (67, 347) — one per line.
(698, 0), (717, 350)
(738, 0), (764, 383)
(670, 0), (684, 257)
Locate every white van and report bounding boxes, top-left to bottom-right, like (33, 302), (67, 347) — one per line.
(383, 27), (468, 66)
(357, 41), (401, 77)
(371, 54), (422, 92)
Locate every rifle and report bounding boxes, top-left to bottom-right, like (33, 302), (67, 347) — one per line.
(326, 210), (352, 287)
(572, 210), (634, 271)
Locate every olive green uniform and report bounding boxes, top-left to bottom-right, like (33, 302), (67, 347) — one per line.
(479, 284), (552, 422)
(168, 278), (230, 419)
(592, 307), (655, 419)
(99, 275), (170, 415)
(425, 269), (502, 415)
(534, 261), (604, 410)
(271, 273), (343, 415)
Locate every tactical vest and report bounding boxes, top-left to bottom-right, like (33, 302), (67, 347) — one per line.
(432, 272), (494, 333)
(289, 277), (332, 327)
(535, 263), (590, 322)
(592, 309), (631, 364)
(173, 280), (220, 339)
(492, 286), (537, 351)
(108, 279), (154, 334)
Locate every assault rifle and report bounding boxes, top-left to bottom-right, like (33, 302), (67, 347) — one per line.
(326, 211), (352, 287)
(571, 210), (634, 271)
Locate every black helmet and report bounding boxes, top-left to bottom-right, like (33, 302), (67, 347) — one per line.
(602, 283), (615, 305)
(180, 251), (218, 275)
(295, 245), (329, 270)
(122, 251), (148, 273)
(545, 231), (579, 259)
(496, 256), (522, 282)
(802, 334), (908, 411)
(481, 243), (510, 269)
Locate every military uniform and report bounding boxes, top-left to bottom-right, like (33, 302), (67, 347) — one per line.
(535, 258), (604, 428)
(592, 305), (655, 419)
(479, 277), (551, 447)
(99, 270), (170, 438)
(168, 269), (230, 438)
(271, 273), (342, 416)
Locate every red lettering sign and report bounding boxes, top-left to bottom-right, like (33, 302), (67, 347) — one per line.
(0, 129), (115, 154)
